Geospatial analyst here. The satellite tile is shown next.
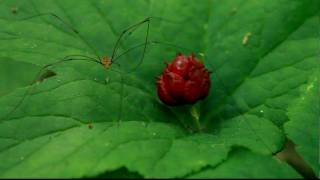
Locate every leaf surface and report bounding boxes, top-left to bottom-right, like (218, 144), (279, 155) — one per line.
(285, 73), (320, 175)
(0, 0), (318, 178)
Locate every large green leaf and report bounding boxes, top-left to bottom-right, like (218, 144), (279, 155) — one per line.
(285, 73), (320, 175)
(0, 0), (318, 178)
(189, 147), (302, 178)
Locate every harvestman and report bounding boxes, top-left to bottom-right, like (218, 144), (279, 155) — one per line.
(1, 12), (190, 127)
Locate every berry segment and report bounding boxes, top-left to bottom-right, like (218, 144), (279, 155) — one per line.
(157, 53), (211, 106)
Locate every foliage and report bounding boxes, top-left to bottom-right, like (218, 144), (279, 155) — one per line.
(0, 0), (318, 178)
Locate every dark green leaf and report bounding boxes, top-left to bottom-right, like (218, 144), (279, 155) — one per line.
(0, 0), (318, 178)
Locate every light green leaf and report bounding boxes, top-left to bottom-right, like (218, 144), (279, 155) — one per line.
(189, 147), (302, 178)
(0, 121), (225, 178)
(202, 0), (320, 128)
(0, 0), (318, 178)
(285, 73), (320, 175)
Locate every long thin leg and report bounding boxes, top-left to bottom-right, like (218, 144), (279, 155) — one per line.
(110, 16), (183, 64)
(109, 17), (152, 125)
(116, 74), (125, 126)
(0, 55), (102, 121)
(110, 18), (191, 74)
(17, 12), (102, 61)
(125, 18), (150, 74)
(111, 40), (194, 73)
(110, 17), (151, 62)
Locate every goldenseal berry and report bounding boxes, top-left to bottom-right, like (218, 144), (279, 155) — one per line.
(157, 53), (211, 106)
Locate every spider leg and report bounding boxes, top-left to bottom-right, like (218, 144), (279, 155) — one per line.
(17, 12), (102, 61)
(0, 55), (102, 122)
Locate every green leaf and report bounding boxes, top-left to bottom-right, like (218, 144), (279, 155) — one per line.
(202, 0), (320, 128)
(285, 73), (320, 175)
(0, 58), (41, 96)
(189, 147), (302, 178)
(0, 0), (318, 178)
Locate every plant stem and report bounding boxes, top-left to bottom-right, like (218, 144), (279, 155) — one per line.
(190, 105), (202, 132)
(276, 139), (316, 178)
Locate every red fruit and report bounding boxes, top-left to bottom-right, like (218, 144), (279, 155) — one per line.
(157, 53), (211, 106)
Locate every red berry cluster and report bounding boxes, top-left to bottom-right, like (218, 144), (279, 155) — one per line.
(157, 53), (211, 106)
